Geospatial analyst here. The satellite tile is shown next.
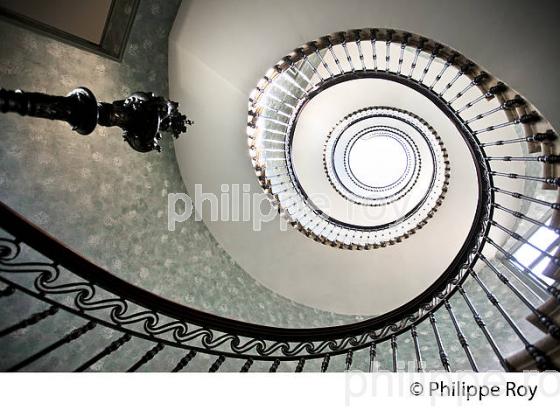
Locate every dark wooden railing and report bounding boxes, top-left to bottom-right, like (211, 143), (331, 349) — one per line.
(1, 28), (559, 371)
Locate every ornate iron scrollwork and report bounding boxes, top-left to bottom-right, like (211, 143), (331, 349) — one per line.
(0, 27), (559, 372)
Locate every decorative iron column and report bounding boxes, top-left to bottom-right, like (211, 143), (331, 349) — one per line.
(0, 87), (192, 153)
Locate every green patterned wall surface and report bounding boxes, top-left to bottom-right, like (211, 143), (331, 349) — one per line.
(0, 0), (365, 329)
(0, 0), (550, 371)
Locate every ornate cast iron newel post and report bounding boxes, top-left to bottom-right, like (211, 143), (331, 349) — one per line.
(0, 87), (192, 153)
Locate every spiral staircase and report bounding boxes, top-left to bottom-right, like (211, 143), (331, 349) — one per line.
(1, 24), (559, 372)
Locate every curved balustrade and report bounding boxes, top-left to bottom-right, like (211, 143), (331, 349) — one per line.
(1, 28), (560, 372)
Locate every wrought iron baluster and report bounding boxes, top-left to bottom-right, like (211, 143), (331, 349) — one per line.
(270, 181), (295, 196)
(486, 236), (560, 300)
(286, 65), (313, 87)
(490, 220), (560, 266)
(397, 33), (411, 75)
(385, 29), (395, 71)
(429, 313), (451, 372)
(271, 181), (292, 194)
(444, 300), (478, 371)
(308, 218), (328, 239)
(455, 82), (506, 113)
(75, 333), (131, 372)
(494, 203), (560, 234)
(476, 256), (560, 340)
(172, 350), (197, 372)
(345, 350), (353, 371)
(390, 335), (398, 372)
(439, 62), (474, 98)
(481, 130), (557, 147)
(369, 29), (378, 71)
(419, 44), (442, 83)
(447, 71), (488, 104)
(408, 37), (426, 77)
(527, 129), (557, 144)
(321, 354), (330, 372)
(7, 321), (95, 371)
(464, 96), (525, 124)
(498, 258), (550, 303)
(285, 55), (313, 84)
(410, 326), (423, 372)
(458, 286), (511, 370)
(353, 30), (366, 71)
(295, 48), (326, 83)
(429, 52), (457, 89)
(3, 29), (559, 373)
(282, 194), (306, 214)
(490, 171), (560, 187)
(0, 305), (58, 338)
(269, 359), (280, 372)
(527, 239), (560, 277)
(209, 355), (226, 372)
(368, 342), (377, 372)
(473, 112), (540, 135)
(323, 36), (344, 75)
(469, 270), (558, 371)
(127, 342), (164, 372)
(308, 41), (334, 79)
(240, 358), (254, 372)
(340, 34), (355, 73)
(491, 187), (560, 211)
(487, 155), (560, 164)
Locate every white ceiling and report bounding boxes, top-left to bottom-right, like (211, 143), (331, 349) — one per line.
(168, 0), (555, 316)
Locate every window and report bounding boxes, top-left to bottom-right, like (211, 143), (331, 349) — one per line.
(511, 217), (558, 285)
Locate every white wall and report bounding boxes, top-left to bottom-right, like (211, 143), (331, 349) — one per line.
(168, 0), (558, 316)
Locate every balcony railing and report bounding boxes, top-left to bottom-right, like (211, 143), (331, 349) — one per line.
(1, 28), (559, 372)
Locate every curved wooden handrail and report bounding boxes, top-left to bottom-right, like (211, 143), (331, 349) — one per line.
(0, 197), (485, 342)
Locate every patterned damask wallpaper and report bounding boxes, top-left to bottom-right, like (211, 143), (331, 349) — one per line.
(0, 0), (363, 328)
(0, 0), (550, 371)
